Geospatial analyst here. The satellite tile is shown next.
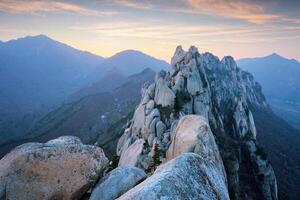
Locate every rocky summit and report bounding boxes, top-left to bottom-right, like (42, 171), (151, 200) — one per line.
(116, 45), (277, 200)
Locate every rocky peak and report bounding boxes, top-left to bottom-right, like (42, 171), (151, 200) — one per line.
(117, 45), (277, 200)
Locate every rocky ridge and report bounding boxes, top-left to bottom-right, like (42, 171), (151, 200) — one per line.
(116, 45), (277, 200)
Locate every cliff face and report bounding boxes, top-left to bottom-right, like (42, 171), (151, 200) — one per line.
(117, 46), (277, 200)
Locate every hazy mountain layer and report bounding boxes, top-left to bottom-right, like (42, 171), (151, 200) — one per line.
(238, 54), (300, 129)
(0, 35), (169, 145)
(0, 35), (104, 143)
(0, 69), (155, 159)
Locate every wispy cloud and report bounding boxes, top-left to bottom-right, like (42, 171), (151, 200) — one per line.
(184, 0), (280, 24)
(70, 22), (245, 40)
(114, 0), (154, 10)
(281, 17), (300, 24)
(0, 0), (118, 16)
(70, 20), (300, 42)
(68, 18), (300, 53)
(114, 0), (280, 24)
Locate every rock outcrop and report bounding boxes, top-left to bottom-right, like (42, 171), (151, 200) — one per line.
(0, 136), (108, 200)
(118, 138), (145, 167)
(90, 166), (147, 200)
(166, 115), (226, 181)
(116, 45), (277, 200)
(117, 153), (229, 200)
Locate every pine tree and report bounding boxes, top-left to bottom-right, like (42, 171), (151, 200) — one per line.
(153, 143), (161, 166)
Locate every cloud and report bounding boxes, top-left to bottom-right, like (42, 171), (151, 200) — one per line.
(114, 0), (280, 24)
(69, 19), (300, 46)
(69, 21), (259, 40)
(185, 0), (279, 24)
(0, 0), (118, 16)
(114, 0), (154, 10)
(282, 17), (300, 24)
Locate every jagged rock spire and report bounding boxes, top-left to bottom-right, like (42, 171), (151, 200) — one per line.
(117, 45), (277, 200)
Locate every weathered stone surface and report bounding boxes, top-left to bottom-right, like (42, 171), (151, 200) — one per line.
(233, 100), (249, 138)
(186, 59), (203, 95)
(90, 166), (147, 200)
(154, 77), (175, 107)
(0, 136), (108, 200)
(155, 120), (166, 138)
(131, 104), (146, 137)
(117, 153), (229, 200)
(118, 138), (145, 167)
(145, 100), (154, 115)
(149, 117), (159, 136)
(221, 56), (237, 71)
(193, 95), (209, 118)
(167, 116), (211, 159)
(172, 72), (185, 92)
(145, 83), (156, 100)
(116, 130), (132, 157)
(142, 108), (160, 139)
(248, 110), (257, 139)
(166, 115), (227, 180)
(171, 45), (186, 66)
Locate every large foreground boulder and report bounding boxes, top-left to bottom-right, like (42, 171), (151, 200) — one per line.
(0, 136), (108, 200)
(117, 153), (230, 200)
(90, 166), (147, 200)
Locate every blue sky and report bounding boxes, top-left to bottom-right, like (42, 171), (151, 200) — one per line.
(0, 0), (299, 61)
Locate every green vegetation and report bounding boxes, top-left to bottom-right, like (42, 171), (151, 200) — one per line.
(153, 143), (162, 166)
(146, 143), (165, 173)
(255, 146), (267, 160)
(242, 131), (255, 142)
(174, 90), (191, 112)
(106, 155), (120, 173)
(257, 173), (265, 181)
(107, 111), (134, 133)
(26, 103), (82, 139)
(99, 111), (134, 149)
(96, 110), (135, 159)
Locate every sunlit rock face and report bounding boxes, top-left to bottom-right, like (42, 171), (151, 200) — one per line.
(166, 115), (226, 179)
(117, 45), (277, 200)
(0, 136), (108, 200)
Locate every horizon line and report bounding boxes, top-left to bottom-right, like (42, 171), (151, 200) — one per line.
(1, 34), (299, 63)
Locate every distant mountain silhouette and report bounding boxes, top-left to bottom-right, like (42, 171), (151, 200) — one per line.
(0, 35), (104, 143)
(238, 54), (300, 129)
(0, 35), (169, 144)
(99, 49), (169, 76)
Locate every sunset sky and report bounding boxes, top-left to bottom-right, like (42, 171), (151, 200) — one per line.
(0, 0), (299, 62)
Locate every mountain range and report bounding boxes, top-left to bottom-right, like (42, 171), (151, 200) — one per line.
(0, 35), (169, 145)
